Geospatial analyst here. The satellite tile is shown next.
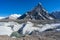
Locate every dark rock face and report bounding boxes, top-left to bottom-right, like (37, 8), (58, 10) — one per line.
(18, 23), (26, 34)
(18, 14), (27, 19)
(18, 3), (54, 20)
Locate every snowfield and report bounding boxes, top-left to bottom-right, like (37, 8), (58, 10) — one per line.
(0, 26), (13, 36)
(0, 22), (21, 36)
(22, 21), (60, 34)
(22, 21), (40, 34)
(0, 21), (60, 36)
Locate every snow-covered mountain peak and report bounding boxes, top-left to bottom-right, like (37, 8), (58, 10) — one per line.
(38, 2), (42, 5)
(9, 14), (21, 19)
(10, 14), (21, 17)
(0, 17), (5, 19)
(18, 3), (54, 20)
(0, 14), (21, 20)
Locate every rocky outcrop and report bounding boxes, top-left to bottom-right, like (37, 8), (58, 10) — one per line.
(0, 35), (56, 40)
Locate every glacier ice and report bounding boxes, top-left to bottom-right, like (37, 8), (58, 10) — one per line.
(0, 21), (60, 36)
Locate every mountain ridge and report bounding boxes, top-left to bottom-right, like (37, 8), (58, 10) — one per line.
(18, 3), (54, 20)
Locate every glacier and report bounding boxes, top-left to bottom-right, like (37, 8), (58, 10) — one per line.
(0, 21), (60, 36)
(0, 22), (21, 36)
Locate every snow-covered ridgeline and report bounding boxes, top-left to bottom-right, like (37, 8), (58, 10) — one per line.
(9, 14), (21, 19)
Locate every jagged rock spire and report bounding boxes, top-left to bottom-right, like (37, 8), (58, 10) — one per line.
(37, 2), (42, 7)
(34, 2), (43, 12)
(18, 3), (54, 20)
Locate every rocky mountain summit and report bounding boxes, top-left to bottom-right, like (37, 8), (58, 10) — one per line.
(18, 3), (54, 20)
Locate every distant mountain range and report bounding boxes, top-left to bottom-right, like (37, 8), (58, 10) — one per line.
(0, 14), (21, 20)
(51, 11), (60, 19)
(0, 3), (60, 20)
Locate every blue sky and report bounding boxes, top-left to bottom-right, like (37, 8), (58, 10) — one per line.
(0, 0), (60, 16)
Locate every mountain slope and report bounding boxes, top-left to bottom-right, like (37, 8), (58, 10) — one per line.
(51, 11), (60, 19)
(9, 14), (21, 19)
(18, 3), (54, 20)
(0, 21), (60, 37)
(17, 21), (60, 35)
(4, 14), (21, 20)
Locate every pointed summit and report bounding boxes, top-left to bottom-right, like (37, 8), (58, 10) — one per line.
(32, 2), (45, 13)
(38, 2), (42, 6)
(18, 3), (54, 20)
